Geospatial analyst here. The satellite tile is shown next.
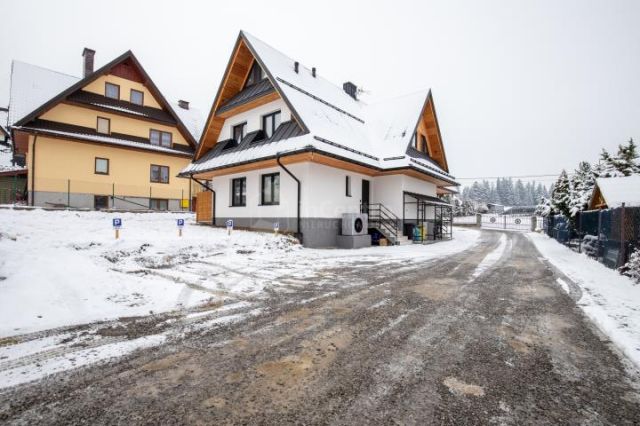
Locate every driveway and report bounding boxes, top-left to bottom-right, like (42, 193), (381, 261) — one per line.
(1, 231), (640, 424)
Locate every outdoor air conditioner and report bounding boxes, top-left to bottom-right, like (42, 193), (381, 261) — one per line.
(342, 213), (368, 236)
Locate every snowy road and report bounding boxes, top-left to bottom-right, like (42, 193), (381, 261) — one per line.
(2, 231), (640, 424)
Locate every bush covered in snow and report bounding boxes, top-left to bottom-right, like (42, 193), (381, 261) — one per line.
(582, 235), (600, 258)
(620, 249), (640, 284)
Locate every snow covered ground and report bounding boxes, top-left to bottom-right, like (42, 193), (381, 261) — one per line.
(0, 208), (480, 337)
(528, 232), (640, 368)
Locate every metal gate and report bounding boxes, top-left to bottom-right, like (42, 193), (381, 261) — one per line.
(480, 214), (534, 231)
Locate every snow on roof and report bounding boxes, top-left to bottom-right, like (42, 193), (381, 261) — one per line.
(8, 61), (80, 126)
(172, 102), (205, 142)
(595, 176), (640, 208)
(0, 109), (9, 137)
(190, 32), (455, 183)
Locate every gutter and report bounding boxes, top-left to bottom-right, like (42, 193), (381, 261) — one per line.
(30, 133), (38, 207)
(276, 153), (303, 244)
(191, 177), (216, 225)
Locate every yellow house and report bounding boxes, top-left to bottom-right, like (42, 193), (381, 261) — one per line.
(9, 49), (202, 210)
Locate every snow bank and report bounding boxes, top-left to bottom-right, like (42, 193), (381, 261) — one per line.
(0, 209), (480, 337)
(528, 232), (640, 368)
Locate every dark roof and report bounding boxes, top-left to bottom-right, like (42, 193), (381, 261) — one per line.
(195, 120), (303, 164)
(18, 119), (194, 156)
(406, 146), (443, 170)
(13, 51), (197, 148)
(216, 78), (275, 114)
(67, 90), (176, 124)
(404, 191), (451, 206)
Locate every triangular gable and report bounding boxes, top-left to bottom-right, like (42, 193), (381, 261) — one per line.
(13, 51), (197, 148)
(411, 91), (449, 172)
(196, 32), (309, 160)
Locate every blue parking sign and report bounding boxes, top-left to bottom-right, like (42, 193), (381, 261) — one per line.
(177, 218), (185, 228)
(226, 219), (234, 228)
(113, 218), (122, 229)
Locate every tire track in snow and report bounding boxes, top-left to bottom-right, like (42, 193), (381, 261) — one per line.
(469, 233), (509, 282)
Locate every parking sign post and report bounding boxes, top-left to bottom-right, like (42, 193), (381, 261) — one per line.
(177, 218), (185, 237)
(226, 219), (234, 236)
(112, 218), (122, 239)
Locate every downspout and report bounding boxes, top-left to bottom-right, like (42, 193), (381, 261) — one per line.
(191, 176), (216, 225)
(276, 153), (303, 244)
(30, 133), (38, 207)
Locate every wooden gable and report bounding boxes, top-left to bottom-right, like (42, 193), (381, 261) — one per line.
(415, 93), (448, 172)
(196, 38), (283, 160)
(110, 58), (145, 83)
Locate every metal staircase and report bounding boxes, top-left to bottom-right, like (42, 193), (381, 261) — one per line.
(362, 203), (403, 245)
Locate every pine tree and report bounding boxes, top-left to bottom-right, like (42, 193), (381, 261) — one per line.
(598, 139), (640, 177)
(551, 170), (571, 218)
(569, 161), (595, 216)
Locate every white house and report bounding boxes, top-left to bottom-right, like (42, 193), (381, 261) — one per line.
(182, 31), (458, 248)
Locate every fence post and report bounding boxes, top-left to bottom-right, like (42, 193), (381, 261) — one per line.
(112, 183), (115, 210)
(620, 203), (626, 267)
(531, 216), (536, 232)
(476, 213), (482, 227)
(67, 179), (70, 208)
(503, 215), (507, 230)
(597, 209), (602, 260)
(12, 174), (17, 204)
(181, 189), (184, 211)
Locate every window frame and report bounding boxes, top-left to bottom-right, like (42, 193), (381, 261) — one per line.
(149, 129), (172, 148)
(232, 122), (246, 143)
(244, 61), (264, 87)
(96, 116), (111, 134)
(231, 177), (247, 207)
(262, 110), (281, 139)
(345, 175), (352, 197)
(105, 82), (120, 100)
(150, 164), (170, 184)
(95, 157), (109, 175)
(261, 172), (280, 206)
(130, 88), (144, 106)
(420, 134), (428, 154)
(149, 198), (169, 211)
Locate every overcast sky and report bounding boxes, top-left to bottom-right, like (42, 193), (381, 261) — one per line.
(1, 0), (638, 186)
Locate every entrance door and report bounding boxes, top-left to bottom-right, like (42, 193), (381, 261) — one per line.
(361, 179), (370, 213)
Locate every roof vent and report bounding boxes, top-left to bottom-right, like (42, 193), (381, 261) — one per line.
(343, 81), (358, 100)
(178, 100), (190, 110)
(294, 61), (299, 73)
(82, 48), (96, 78)
(312, 67), (316, 78)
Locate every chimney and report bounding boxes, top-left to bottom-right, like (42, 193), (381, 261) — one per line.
(294, 61), (299, 73)
(312, 67), (316, 78)
(178, 100), (190, 110)
(343, 81), (358, 100)
(82, 48), (95, 78)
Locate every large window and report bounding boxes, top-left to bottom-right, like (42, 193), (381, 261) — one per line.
(149, 198), (168, 211)
(105, 82), (120, 99)
(262, 111), (281, 139)
(420, 134), (428, 154)
(95, 157), (109, 175)
(244, 62), (265, 87)
(130, 89), (144, 106)
(345, 175), (352, 197)
(150, 165), (169, 183)
(150, 129), (172, 147)
(232, 122), (246, 143)
(97, 117), (110, 134)
(261, 173), (280, 205)
(231, 177), (246, 207)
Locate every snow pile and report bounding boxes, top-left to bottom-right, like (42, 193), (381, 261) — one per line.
(528, 232), (640, 367)
(0, 209), (480, 337)
(620, 249), (640, 284)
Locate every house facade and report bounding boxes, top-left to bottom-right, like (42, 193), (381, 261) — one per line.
(182, 32), (458, 247)
(8, 49), (203, 210)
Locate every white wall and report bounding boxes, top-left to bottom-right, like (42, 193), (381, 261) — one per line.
(217, 99), (291, 142)
(371, 174), (437, 219)
(301, 163), (369, 218)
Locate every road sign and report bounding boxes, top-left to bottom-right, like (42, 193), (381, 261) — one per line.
(273, 222), (280, 233)
(113, 218), (122, 229)
(177, 219), (185, 228)
(226, 219), (234, 228)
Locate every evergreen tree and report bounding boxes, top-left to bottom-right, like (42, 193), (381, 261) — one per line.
(598, 139), (640, 177)
(569, 161), (596, 216)
(551, 170), (571, 218)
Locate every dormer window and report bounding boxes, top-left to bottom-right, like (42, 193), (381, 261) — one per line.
(262, 111), (281, 139)
(105, 82), (120, 100)
(232, 122), (246, 143)
(244, 62), (265, 87)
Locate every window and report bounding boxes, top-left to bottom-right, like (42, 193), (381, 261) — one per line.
(345, 176), (352, 197)
(261, 173), (280, 205)
(149, 198), (169, 211)
(150, 165), (170, 183)
(262, 111), (281, 139)
(94, 195), (109, 210)
(231, 177), (247, 207)
(232, 122), (246, 143)
(420, 134), (428, 154)
(244, 62), (265, 87)
(130, 89), (144, 106)
(105, 82), (120, 99)
(95, 157), (109, 175)
(97, 117), (110, 134)
(150, 129), (172, 147)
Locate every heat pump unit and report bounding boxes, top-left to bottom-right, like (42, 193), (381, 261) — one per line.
(342, 213), (368, 236)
